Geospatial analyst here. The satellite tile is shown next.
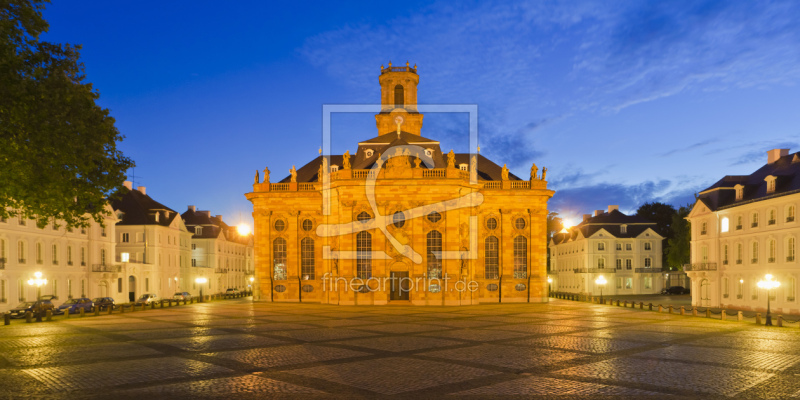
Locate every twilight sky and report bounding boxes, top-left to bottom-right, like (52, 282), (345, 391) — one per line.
(42, 0), (800, 227)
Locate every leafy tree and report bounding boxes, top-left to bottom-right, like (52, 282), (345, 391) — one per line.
(0, 0), (133, 227)
(636, 202), (677, 269)
(667, 205), (692, 270)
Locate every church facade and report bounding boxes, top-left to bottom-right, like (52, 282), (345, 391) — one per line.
(246, 63), (554, 305)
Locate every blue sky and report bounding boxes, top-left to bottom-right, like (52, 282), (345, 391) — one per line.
(41, 0), (800, 227)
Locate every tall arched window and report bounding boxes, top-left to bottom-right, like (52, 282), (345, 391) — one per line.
(36, 243), (42, 264)
(273, 238), (287, 280)
(356, 231), (372, 279)
(723, 244), (729, 265)
(100, 248), (106, 265)
(301, 237), (315, 280)
(18, 241), (25, 263)
(736, 243), (743, 264)
(788, 206), (796, 223)
(394, 84), (404, 107)
(768, 239), (776, 263)
(752, 241), (759, 263)
(485, 236), (499, 279)
(514, 236), (527, 279)
(788, 237), (796, 262)
(0, 238), (5, 261)
(426, 231), (442, 279)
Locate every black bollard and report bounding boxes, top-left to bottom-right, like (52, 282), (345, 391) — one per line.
(4, 313), (10, 325)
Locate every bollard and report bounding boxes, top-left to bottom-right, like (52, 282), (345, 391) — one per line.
(35, 311), (42, 322)
(4, 313), (10, 325)
(616, 300), (620, 306)
(79, 307), (85, 318)
(668, 305), (673, 314)
(108, 306), (113, 315)
(756, 313), (762, 325)
(639, 302), (644, 309)
(25, 311), (32, 323)
(778, 315), (783, 327)
(46, 310), (52, 322)
(648, 303), (653, 311)
(692, 307), (697, 317)
(738, 311), (743, 321)
(65, 309), (70, 319)
(705, 309), (711, 318)
(721, 310), (727, 321)
(624, 301), (628, 307)
(94, 306), (100, 316)
(658, 305), (663, 313)
(120, 305), (125, 314)
(150, 302), (155, 310)
(141, 304), (146, 311)
(680, 306), (685, 316)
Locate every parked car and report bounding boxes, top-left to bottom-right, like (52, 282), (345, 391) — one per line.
(7, 300), (56, 318)
(134, 293), (158, 305)
(663, 286), (690, 295)
(57, 298), (94, 314)
(92, 297), (116, 311)
(225, 288), (239, 297)
(172, 292), (192, 301)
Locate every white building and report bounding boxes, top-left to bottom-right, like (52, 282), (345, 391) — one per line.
(0, 205), (117, 312)
(180, 206), (253, 294)
(686, 148), (799, 313)
(549, 205), (665, 297)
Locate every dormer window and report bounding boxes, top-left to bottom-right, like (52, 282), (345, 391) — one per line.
(424, 148), (433, 157)
(735, 184), (744, 201)
(195, 226), (202, 235)
(620, 224), (627, 234)
(330, 165), (339, 172)
(365, 149), (374, 158)
(459, 164), (468, 171)
(765, 175), (777, 193)
(154, 212), (159, 222)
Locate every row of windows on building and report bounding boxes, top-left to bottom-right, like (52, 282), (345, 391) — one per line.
(270, 232), (530, 281)
(0, 216), (103, 235)
(706, 206), (797, 234)
(120, 232), (188, 247)
(554, 241), (653, 256)
(190, 256), (249, 271)
(721, 276), (797, 302)
(0, 239), (106, 266)
(553, 257), (652, 271)
(697, 237), (797, 264)
(271, 213), (528, 234)
(559, 276), (654, 290)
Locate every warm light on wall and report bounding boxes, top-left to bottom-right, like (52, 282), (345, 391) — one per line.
(121, 252), (130, 262)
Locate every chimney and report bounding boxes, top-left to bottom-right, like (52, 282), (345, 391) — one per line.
(137, 186), (146, 195)
(188, 205), (196, 212)
(594, 210), (604, 217)
(215, 215), (223, 221)
(583, 214), (591, 222)
(608, 205), (619, 213)
(201, 211), (211, 217)
(767, 149), (789, 164)
(123, 181), (133, 190)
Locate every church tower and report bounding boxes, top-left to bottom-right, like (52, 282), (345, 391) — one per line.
(375, 61), (424, 136)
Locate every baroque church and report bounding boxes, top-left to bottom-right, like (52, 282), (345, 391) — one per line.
(246, 63), (554, 305)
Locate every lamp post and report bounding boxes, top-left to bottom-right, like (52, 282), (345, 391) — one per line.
(595, 275), (607, 304)
(757, 274), (780, 326)
(27, 272), (47, 301)
(249, 276), (254, 296)
(547, 277), (552, 297)
(195, 277), (208, 302)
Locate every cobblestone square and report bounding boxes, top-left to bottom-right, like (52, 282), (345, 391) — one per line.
(2, 298), (800, 398)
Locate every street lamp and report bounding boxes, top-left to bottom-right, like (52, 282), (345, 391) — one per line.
(195, 277), (208, 302)
(757, 274), (780, 326)
(27, 271), (47, 301)
(595, 275), (607, 304)
(547, 277), (552, 297)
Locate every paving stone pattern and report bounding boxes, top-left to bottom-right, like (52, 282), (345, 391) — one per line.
(2, 298), (800, 398)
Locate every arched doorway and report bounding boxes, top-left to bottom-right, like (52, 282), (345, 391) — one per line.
(128, 275), (136, 302)
(700, 279), (709, 307)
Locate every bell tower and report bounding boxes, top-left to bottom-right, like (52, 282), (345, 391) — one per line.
(376, 61), (424, 136)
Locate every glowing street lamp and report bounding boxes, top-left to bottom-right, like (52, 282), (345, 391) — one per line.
(195, 277), (208, 302)
(236, 223), (251, 236)
(27, 271), (47, 301)
(595, 275), (607, 304)
(547, 277), (552, 297)
(757, 274), (780, 326)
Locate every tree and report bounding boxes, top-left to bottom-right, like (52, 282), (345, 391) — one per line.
(0, 0), (133, 227)
(636, 202), (677, 269)
(667, 205), (691, 270)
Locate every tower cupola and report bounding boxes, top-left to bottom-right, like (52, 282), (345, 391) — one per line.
(376, 61), (424, 136)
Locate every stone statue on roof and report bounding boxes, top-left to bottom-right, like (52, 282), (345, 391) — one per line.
(447, 150), (456, 168)
(530, 163), (538, 180)
(343, 151), (351, 169)
(263, 167), (270, 183)
(541, 166), (547, 181)
(290, 165), (297, 183)
(501, 164), (509, 180)
(254, 170), (259, 184)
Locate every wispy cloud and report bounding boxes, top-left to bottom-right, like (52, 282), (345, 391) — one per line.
(659, 138), (717, 157)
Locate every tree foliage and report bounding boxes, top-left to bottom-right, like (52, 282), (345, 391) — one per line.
(0, 0), (133, 227)
(636, 202), (677, 269)
(667, 205), (692, 270)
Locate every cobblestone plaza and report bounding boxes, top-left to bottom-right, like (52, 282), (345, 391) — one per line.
(2, 299), (800, 399)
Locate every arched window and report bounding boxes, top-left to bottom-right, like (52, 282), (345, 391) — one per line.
(356, 231), (372, 279)
(36, 243), (42, 264)
(514, 236), (527, 278)
(768, 239), (776, 263)
(597, 257), (605, 268)
(0, 239), (5, 261)
(701, 222), (707, 235)
(752, 241), (759, 263)
(100, 249), (106, 265)
(52, 244), (58, 264)
(721, 217), (729, 232)
(427, 231), (442, 279)
(273, 238), (287, 280)
(736, 243), (743, 264)
(392, 211), (405, 228)
(788, 206), (796, 223)
(301, 237), (315, 280)
(788, 237), (796, 262)
(752, 212), (759, 228)
(394, 84), (404, 107)
(357, 211), (371, 223)
(723, 244), (729, 265)
(17, 241), (25, 263)
(485, 236), (499, 279)
(736, 216), (743, 230)
(769, 209), (776, 225)
(788, 276), (797, 302)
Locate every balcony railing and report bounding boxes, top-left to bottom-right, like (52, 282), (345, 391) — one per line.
(751, 258), (758, 264)
(788, 216), (795, 222)
(737, 294), (743, 299)
(115, 255), (146, 263)
(91, 264), (121, 273)
(215, 268), (228, 273)
(736, 260), (742, 264)
(635, 268), (662, 273)
(768, 257), (775, 263)
(683, 262), (717, 271)
(0, 258), (5, 269)
(736, 225), (742, 230)
(723, 260), (728, 265)
(573, 268), (616, 273)
(18, 258), (25, 264)
(752, 222), (758, 228)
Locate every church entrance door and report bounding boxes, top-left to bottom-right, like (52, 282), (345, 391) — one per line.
(390, 271), (410, 301)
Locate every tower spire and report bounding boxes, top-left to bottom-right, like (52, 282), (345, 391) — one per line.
(375, 61), (423, 136)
